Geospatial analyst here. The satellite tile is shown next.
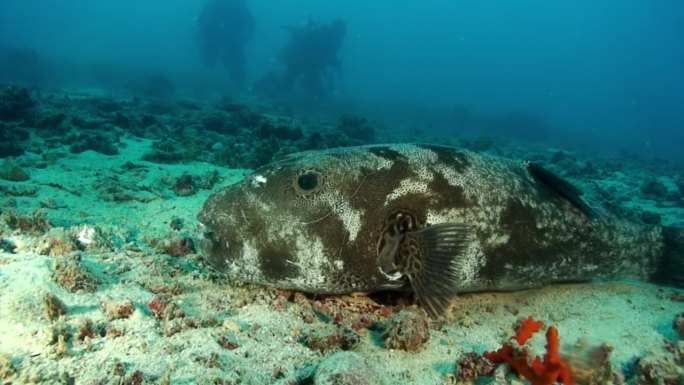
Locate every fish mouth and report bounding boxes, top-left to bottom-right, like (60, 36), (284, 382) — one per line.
(196, 216), (234, 272)
(200, 229), (217, 258)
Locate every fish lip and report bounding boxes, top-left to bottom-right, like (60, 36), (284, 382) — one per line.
(196, 217), (222, 259)
(378, 267), (403, 281)
(199, 230), (216, 257)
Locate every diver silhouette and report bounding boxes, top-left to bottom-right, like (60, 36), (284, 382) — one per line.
(280, 18), (346, 97)
(256, 18), (346, 99)
(196, 0), (255, 88)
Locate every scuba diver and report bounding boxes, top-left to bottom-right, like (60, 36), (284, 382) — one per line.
(256, 18), (346, 99)
(196, 0), (255, 88)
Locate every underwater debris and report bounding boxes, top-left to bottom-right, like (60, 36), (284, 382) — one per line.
(43, 292), (67, 321)
(146, 293), (190, 333)
(0, 85), (36, 122)
(36, 228), (77, 256)
(631, 342), (684, 385)
(173, 174), (197, 197)
(4, 209), (50, 234)
(641, 178), (669, 200)
(142, 137), (195, 164)
(199, 170), (220, 190)
(105, 326), (124, 339)
(158, 236), (196, 257)
(382, 310), (430, 352)
(67, 130), (120, 156)
(0, 139), (25, 158)
(0, 353), (16, 380)
(139, 113), (157, 128)
(52, 254), (100, 293)
(308, 295), (395, 332)
(456, 351), (496, 381)
(202, 110), (239, 135)
(163, 316), (218, 338)
(146, 294), (174, 319)
(484, 316), (574, 385)
(194, 352), (226, 370)
(73, 224), (109, 250)
(567, 340), (623, 385)
(109, 112), (135, 130)
(0, 238), (16, 253)
(674, 313), (684, 340)
(100, 298), (136, 320)
(92, 97), (124, 113)
(97, 361), (146, 385)
(35, 111), (67, 131)
(46, 321), (72, 357)
(217, 100), (262, 129)
(299, 326), (359, 352)
(169, 217), (184, 231)
(215, 332), (240, 350)
(140, 279), (184, 296)
(75, 318), (98, 341)
(0, 183), (38, 197)
(0, 159), (30, 182)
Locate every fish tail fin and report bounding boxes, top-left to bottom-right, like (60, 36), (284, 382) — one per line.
(652, 226), (684, 288)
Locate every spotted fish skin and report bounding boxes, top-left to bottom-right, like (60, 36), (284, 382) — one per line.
(198, 144), (673, 310)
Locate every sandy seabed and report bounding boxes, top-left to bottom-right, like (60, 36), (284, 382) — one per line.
(1, 91), (684, 385)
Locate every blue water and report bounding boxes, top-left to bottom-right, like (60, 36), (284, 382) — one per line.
(1, 0), (683, 163)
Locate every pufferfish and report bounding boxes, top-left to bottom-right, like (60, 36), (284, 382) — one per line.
(198, 144), (684, 317)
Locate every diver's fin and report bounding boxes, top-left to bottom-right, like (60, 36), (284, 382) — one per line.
(652, 227), (684, 288)
(402, 223), (470, 318)
(527, 162), (600, 219)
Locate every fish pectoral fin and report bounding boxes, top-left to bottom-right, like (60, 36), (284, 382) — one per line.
(527, 162), (601, 219)
(402, 223), (470, 318)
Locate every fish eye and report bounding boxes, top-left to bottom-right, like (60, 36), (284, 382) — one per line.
(295, 170), (323, 194)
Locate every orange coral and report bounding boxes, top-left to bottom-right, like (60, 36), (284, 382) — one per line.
(515, 316), (545, 345)
(485, 317), (575, 385)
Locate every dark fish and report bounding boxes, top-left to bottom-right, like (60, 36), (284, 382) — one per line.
(198, 144), (684, 317)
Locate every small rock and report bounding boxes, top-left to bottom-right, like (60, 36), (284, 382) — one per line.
(314, 351), (377, 385)
(100, 298), (136, 320)
(674, 313), (684, 340)
(641, 178), (668, 199)
(202, 110), (238, 134)
(43, 292), (67, 320)
(52, 254), (99, 293)
(147, 294), (183, 320)
(300, 327), (359, 352)
(0, 85), (36, 122)
(383, 310), (430, 351)
(0, 353), (16, 380)
(457, 352), (495, 380)
(158, 236), (195, 257)
(0, 160), (30, 182)
(173, 174), (197, 196)
(215, 332), (240, 350)
(68, 131), (119, 156)
(4, 210), (50, 234)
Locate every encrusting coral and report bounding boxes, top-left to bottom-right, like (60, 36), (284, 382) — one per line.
(485, 316), (575, 385)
